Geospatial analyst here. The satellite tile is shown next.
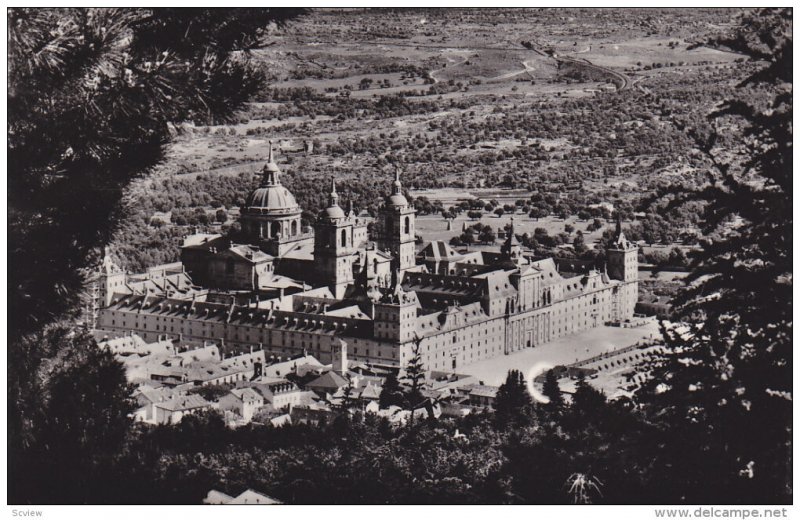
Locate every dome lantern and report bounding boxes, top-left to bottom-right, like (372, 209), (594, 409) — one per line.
(319, 177), (346, 220)
(385, 168), (409, 208)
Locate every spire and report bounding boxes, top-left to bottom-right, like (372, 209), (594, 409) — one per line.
(346, 199), (354, 217)
(261, 140), (281, 186)
(393, 167), (402, 195)
(502, 216), (521, 259)
(329, 178), (339, 207)
(612, 213), (631, 249)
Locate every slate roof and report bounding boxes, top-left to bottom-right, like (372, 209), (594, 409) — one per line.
(419, 241), (462, 260)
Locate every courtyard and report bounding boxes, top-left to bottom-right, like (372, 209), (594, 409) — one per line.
(459, 318), (661, 386)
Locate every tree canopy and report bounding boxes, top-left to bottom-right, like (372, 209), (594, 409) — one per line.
(638, 7), (792, 503)
(9, 7), (306, 338)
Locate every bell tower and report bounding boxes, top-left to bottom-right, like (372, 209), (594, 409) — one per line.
(501, 217), (522, 262)
(607, 217), (639, 320)
(607, 218), (638, 283)
(314, 179), (355, 297)
(377, 169), (416, 272)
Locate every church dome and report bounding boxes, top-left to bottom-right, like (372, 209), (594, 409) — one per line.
(246, 185), (300, 214)
(243, 142), (301, 216)
(320, 204), (346, 220)
(385, 193), (409, 208)
(384, 169), (409, 208)
(318, 178), (346, 220)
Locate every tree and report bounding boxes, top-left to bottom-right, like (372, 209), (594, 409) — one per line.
(587, 218), (603, 232)
(573, 231), (587, 254)
(402, 336), (427, 407)
(9, 7), (306, 340)
(215, 208), (228, 224)
(188, 384), (230, 402)
(460, 230), (476, 245)
(378, 372), (406, 409)
(8, 8), (306, 504)
(667, 247), (688, 267)
(541, 369), (564, 411)
(570, 371), (606, 417)
(638, 8), (791, 503)
(494, 369), (533, 426)
(478, 227), (496, 244)
(493, 207), (505, 218)
(9, 324), (135, 503)
(529, 207), (548, 220)
(342, 379), (356, 410)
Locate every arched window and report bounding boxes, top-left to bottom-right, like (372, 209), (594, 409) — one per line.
(404, 216), (410, 234)
(373, 258), (378, 274)
(271, 221), (280, 238)
(291, 220), (298, 236)
(341, 229), (347, 247)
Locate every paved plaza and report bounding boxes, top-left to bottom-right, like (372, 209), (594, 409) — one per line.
(460, 318), (661, 386)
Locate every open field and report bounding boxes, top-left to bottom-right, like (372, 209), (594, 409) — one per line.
(415, 213), (612, 246)
(115, 8), (748, 272)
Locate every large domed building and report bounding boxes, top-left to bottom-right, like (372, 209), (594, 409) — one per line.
(101, 144), (639, 373)
(239, 142), (307, 256)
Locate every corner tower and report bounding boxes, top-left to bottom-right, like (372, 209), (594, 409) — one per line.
(377, 170), (416, 272)
(607, 218), (639, 320)
(607, 219), (638, 283)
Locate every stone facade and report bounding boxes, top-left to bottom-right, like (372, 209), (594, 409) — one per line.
(97, 152), (638, 372)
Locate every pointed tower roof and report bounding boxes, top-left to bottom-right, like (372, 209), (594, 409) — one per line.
(501, 217), (521, 258)
(261, 141), (281, 186)
(101, 246), (123, 275)
(319, 177), (346, 220)
(506, 218), (521, 246)
(611, 214), (633, 249)
(385, 168), (409, 208)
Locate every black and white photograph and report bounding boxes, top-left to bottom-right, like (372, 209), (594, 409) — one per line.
(6, 5), (793, 513)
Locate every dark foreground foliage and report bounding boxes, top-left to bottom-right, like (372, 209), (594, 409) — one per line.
(8, 8), (791, 505)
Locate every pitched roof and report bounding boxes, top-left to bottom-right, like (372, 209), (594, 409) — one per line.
(230, 388), (263, 402)
(203, 490), (234, 505)
(419, 240), (463, 261)
(154, 394), (211, 412)
(184, 361), (249, 383)
(183, 233), (223, 248)
(228, 489), (282, 505)
(358, 382), (382, 400)
(228, 244), (273, 264)
(305, 370), (349, 392)
(469, 385), (499, 398)
(262, 355), (323, 378)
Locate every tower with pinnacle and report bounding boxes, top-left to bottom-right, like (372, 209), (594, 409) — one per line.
(376, 169), (417, 272)
(607, 216), (639, 320)
(314, 178), (356, 298)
